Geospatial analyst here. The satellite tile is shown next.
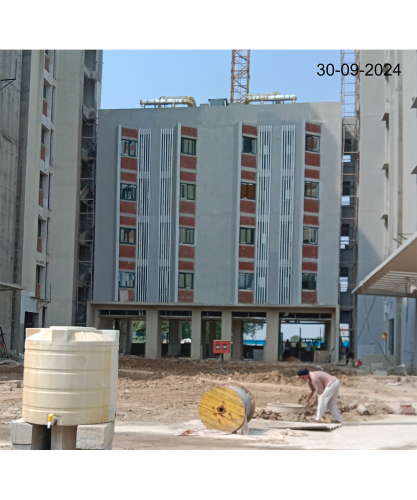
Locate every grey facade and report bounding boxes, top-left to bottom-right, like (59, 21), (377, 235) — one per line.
(356, 50), (417, 372)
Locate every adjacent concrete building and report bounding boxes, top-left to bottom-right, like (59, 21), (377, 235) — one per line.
(91, 100), (342, 361)
(354, 50), (417, 374)
(0, 50), (103, 354)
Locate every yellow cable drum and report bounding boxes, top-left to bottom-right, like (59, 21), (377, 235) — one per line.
(198, 384), (255, 433)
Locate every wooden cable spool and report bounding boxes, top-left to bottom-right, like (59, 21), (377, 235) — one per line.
(198, 384), (255, 433)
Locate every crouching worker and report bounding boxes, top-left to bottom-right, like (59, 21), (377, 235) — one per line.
(297, 368), (344, 424)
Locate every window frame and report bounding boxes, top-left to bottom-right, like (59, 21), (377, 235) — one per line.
(121, 139), (138, 158)
(180, 183), (196, 201)
(304, 181), (319, 199)
(181, 137), (196, 156)
(240, 227), (255, 245)
(39, 174), (44, 192)
(305, 134), (320, 153)
(119, 271), (135, 289)
(302, 273), (317, 291)
(36, 266), (41, 284)
(242, 136), (257, 155)
(240, 182), (256, 200)
(120, 227), (136, 245)
(41, 128), (45, 145)
(38, 220), (42, 238)
(178, 272), (194, 289)
(238, 273), (254, 290)
(120, 183), (137, 201)
(303, 226), (318, 245)
(179, 227), (195, 246)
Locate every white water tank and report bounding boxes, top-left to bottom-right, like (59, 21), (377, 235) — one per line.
(23, 327), (119, 426)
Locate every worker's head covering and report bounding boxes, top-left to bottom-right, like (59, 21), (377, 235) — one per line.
(297, 368), (309, 377)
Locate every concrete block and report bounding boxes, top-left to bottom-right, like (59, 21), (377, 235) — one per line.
(357, 404), (371, 415)
(3, 386), (12, 391)
(373, 370), (388, 376)
(10, 436), (50, 450)
(9, 380), (22, 388)
(76, 421), (115, 450)
(51, 426), (77, 450)
(11, 418), (50, 445)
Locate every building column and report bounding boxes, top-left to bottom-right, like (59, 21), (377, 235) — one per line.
(221, 310), (232, 361)
(168, 320), (181, 357)
(100, 317), (113, 330)
(329, 307), (340, 363)
(208, 322), (217, 357)
(232, 320), (243, 360)
(191, 309), (203, 359)
(125, 320), (133, 355)
(265, 311), (279, 362)
(145, 309), (162, 359)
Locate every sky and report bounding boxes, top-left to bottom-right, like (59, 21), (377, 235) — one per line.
(101, 50), (342, 109)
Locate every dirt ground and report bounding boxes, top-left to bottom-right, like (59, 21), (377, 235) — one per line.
(1, 356), (417, 428)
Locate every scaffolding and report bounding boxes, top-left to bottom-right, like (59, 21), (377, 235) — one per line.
(339, 50), (360, 356)
(230, 50), (250, 104)
(76, 114), (97, 325)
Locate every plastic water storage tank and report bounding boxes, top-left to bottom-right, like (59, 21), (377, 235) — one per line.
(22, 327), (119, 426)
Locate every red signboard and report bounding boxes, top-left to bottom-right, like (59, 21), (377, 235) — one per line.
(213, 340), (230, 354)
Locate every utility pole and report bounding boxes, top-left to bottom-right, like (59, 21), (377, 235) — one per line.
(230, 50), (250, 103)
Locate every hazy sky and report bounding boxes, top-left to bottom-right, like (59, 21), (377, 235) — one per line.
(101, 50), (342, 109)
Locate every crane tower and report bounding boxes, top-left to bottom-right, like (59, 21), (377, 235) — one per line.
(230, 50), (250, 103)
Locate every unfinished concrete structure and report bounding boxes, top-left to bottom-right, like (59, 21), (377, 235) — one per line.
(92, 100), (342, 361)
(0, 50), (103, 355)
(353, 50), (417, 374)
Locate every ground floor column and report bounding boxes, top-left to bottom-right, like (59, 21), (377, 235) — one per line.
(232, 320), (243, 360)
(168, 320), (181, 357)
(221, 310), (232, 361)
(264, 311), (279, 362)
(146, 309), (162, 359)
(329, 308), (340, 363)
(208, 322), (217, 357)
(191, 310), (203, 359)
(100, 317), (113, 330)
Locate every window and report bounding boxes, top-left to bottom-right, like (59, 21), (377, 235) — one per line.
(119, 272), (135, 288)
(51, 87), (56, 122)
(43, 84), (47, 100)
(242, 136), (257, 155)
(49, 130), (54, 165)
(302, 273), (317, 291)
(240, 227), (255, 245)
(305, 181), (319, 199)
(341, 224), (350, 236)
(121, 139), (137, 157)
(241, 182), (256, 200)
(178, 272), (193, 289)
(343, 154), (351, 163)
(306, 134), (320, 152)
(48, 175), (52, 208)
(41, 129), (45, 145)
(179, 227), (194, 245)
(45, 50), (49, 56)
(46, 218), (50, 254)
(120, 228), (136, 245)
(39, 174), (44, 192)
(239, 273), (254, 290)
(38, 220), (42, 238)
(342, 196), (351, 206)
(120, 183), (137, 201)
(181, 137), (196, 156)
(343, 181), (352, 196)
(36, 266), (41, 284)
(180, 183), (196, 200)
(303, 226), (318, 245)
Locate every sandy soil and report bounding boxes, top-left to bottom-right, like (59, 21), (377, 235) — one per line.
(1, 356), (416, 427)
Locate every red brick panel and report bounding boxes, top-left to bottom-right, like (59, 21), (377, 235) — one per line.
(242, 125), (258, 136)
(180, 171), (197, 182)
(180, 155), (197, 170)
(239, 290), (254, 304)
(128, 289), (135, 301)
(121, 156), (137, 171)
(302, 261), (318, 272)
(178, 290), (194, 302)
(119, 245), (136, 258)
(39, 191), (44, 207)
(37, 237), (42, 253)
(35, 283), (41, 298)
(239, 261), (254, 271)
(119, 260), (136, 270)
(121, 127), (138, 139)
(43, 100), (48, 116)
(120, 215), (136, 226)
(240, 200), (256, 214)
(181, 126), (197, 138)
(179, 245), (195, 259)
(120, 201), (136, 215)
(241, 170), (257, 182)
(305, 152), (320, 167)
(179, 260), (195, 271)
(121, 171), (137, 182)
(304, 215), (319, 226)
(40, 145), (46, 161)
(44, 55), (49, 72)
(240, 216), (256, 227)
(303, 245), (318, 259)
(305, 168), (320, 180)
(306, 123), (321, 134)
(304, 199), (319, 213)
(179, 216), (195, 227)
(302, 291), (317, 304)
(239, 245), (255, 259)
(241, 154), (256, 168)
(180, 201), (195, 215)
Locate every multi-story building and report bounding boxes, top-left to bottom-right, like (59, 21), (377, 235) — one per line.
(90, 99), (342, 361)
(353, 50), (417, 374)
(0, 50), (102, 355)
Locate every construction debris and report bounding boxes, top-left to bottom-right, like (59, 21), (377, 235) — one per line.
(356, 404), (371, 415)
